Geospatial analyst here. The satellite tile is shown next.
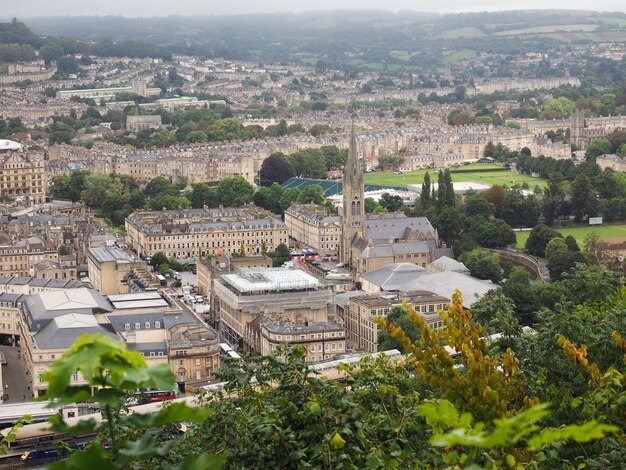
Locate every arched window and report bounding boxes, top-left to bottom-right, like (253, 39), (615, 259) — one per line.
(356, 201), (361, 214)
(351, 201), (356, 215)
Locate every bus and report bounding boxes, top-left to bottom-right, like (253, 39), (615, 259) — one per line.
(129, 389), (177, 406)
(156, 274), (167, 287)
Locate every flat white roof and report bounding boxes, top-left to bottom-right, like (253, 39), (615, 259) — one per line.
(108, 292), (163, 302)
(112, 299), (169, 309)
(223, 267), (319, 293)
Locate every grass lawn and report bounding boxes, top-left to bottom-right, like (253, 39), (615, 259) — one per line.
(515, 224), (626, 250)
(442, 49), (477, 63)
(363, 163), (547, 188)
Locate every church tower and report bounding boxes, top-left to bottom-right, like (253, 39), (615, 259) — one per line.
(339, 122), (365, 267)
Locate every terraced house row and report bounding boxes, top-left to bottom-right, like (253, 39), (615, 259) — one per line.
(125, 207), (288, 260)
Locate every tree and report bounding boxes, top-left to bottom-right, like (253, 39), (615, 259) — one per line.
(185, 130), (207, 143)
(144, 176), (177, 198)
(81, 173), (111, 208)
(277, 119), (288, 136)
(259, 153), (293, 186)
(378, 193), (403, 212)
(435, 206), (465, 245)
(268, 243), (291, 267)
(56, 55), (80, 74)
(216, 177), (254, 207)
(460, 248), (502, 283)
(476, 220), (516, 248)
(58, 244), (70, 256)
(464, 192), (494, 219)
(378, 306), (421, 352)
(297, 185), (325, 205)
(571, 174), (597, 221)
(447, 108), (473, 126)
(189, 183), (216, 209)
(280, 188), (301, 211)
(585, 138), (613, 161)
(525, 224), (563, 257)
(565, 235), (580, 252)
(364, 197), (377, 213)
(421, 171), (431, 208)
(209, 118), (247, 141)
(377, 155), (404, 171)
(542, 97), (575, 118)
(149, 252), (168, 269)
(39, 334), (218, 469)
(471, 291), (521, 341)
(440, 169), (455, 207)
(147, 195), (191, 211)
(545, 237), (568, 262)
(483, 185), (506, 217)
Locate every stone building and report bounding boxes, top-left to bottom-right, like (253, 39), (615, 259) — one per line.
(87, 246), (146, 295)
(126, 115), (162, 132)
(339, 124), (366, 267)
(0, 150), (47, 204)
(342, 290), (449, 352)
(213, 266), (343, 361)
(0, 237), (58, 277)
(284, 204), (342, 254)
(125, 207), (288, 260)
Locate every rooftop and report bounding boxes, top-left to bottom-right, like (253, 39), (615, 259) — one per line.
(89, 246), (134, 263)
(222, 267), (320, 294)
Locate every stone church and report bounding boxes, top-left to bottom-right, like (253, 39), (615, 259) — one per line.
(339, 125), (450, 275)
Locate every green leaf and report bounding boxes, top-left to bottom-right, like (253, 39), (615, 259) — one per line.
(47, 413), (99, 434)
(330, 432), (346, 449)
(527, 421), (618, 451)
(48, 442), (112, 470)
(169, 453), (226, 470)
(129, 402), (213, 428)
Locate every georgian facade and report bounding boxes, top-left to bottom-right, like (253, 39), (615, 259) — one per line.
(125, 207), (288, 260)
(0, 152), (47, 203)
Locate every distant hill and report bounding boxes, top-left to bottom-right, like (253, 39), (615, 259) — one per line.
(14, 10), (626, 70)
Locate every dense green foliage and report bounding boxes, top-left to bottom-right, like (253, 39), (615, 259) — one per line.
(516, 156), (626, 223)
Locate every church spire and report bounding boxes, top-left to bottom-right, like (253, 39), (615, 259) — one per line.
(339, 117), (365, 267)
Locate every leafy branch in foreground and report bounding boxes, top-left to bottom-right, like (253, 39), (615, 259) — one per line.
(40, 334), (223, 470)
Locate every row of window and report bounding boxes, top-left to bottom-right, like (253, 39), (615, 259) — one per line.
(269, 331), (344, 341)
(124, 321), (161, 330)
(309, 342), (344, 352)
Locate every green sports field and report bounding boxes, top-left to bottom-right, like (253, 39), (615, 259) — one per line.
(363, 163), (547, 188)
(515, 224), (626, 250)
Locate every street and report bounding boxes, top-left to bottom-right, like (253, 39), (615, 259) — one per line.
(0, 346), (31, 404)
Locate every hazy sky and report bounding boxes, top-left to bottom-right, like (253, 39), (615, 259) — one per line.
(7, 0), (626, 18)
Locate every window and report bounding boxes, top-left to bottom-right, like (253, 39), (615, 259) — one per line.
(317, 345), (322, 352)
(179, 360), (184, 366)
(158, 351), (164, 357)
(125, 323), (130, 330)
(155, 321), (161, 328)
(135, 322), (141, 330)
(309, 345), (315, 352)
(195, 370), (201, 379)
(150, 352), (155, 357)
(331, 344), (336, 351)
(145, 322), (150, 329)
(38, 374), (44, 383)
(72, 372), (79, 382)
(195, 358), (200, 366)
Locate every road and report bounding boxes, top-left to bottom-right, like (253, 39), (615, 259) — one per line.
(179, 271), (197, 287)
(0, 346), (31, 404)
